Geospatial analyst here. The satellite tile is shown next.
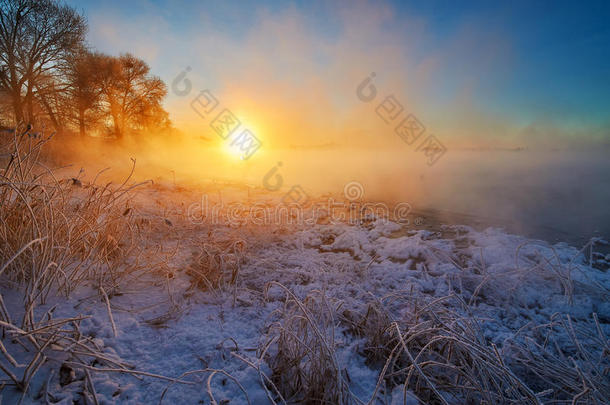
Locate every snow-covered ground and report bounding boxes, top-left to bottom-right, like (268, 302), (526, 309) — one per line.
(1, 182), (609, 404)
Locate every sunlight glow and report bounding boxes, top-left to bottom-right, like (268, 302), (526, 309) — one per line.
(221, 118), (263, 161)
(223, 138), (247, 160)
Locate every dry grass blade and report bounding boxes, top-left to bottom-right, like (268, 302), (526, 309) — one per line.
(157, 368), (251, 405)
(0, 127), (161, 398)
(262, 282), (353, 405)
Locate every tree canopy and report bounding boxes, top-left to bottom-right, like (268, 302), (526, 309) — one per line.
(0, 0), (170, 138)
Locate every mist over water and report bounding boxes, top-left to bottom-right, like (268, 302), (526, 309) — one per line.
(88, 138), (609, 246)
(277, 148), (610, 245)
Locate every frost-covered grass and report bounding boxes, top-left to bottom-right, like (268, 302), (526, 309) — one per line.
(243, 225), (609, 404)
(0, 129), (177, 403)
(0, 132), (609, 404)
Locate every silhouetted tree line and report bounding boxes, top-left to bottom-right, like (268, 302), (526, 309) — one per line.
(0, 0), (170, 138)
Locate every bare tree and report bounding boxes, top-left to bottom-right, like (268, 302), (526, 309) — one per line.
(0, 0), (86, 125)
(64, 51), (105, 136)
(0, 2), (170, 139)
(98, 53), (169, 139)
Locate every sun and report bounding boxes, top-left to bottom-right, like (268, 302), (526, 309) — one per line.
(221, 119), (263, 161)
(223, 138), (245, 159)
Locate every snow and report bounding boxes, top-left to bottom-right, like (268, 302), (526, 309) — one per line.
(1, 185), (608, 404)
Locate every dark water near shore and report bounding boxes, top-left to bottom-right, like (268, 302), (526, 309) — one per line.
(270, 149), (610, 247)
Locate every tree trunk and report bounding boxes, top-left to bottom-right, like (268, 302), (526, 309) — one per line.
(37, 93), (61, 133)
(78, 105), (86, 136)
(111, 109), (122, 139)
(7, 60), (24, 124)
(12, 91), (24, 124)
(24, 80), (34, 124)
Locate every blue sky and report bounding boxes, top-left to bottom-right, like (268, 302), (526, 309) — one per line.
(393, 0), (610, 127)
(67, 0), (609, 147)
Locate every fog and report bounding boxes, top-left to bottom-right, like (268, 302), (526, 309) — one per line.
(54, 133), (610, 248)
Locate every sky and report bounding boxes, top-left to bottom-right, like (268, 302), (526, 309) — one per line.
(66, 0), (610, 150)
